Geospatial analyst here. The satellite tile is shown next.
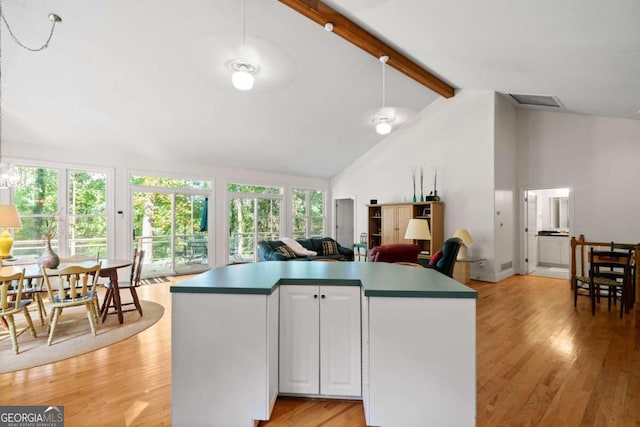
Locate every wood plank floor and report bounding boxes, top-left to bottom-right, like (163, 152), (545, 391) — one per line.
(1, 274), (639, 426)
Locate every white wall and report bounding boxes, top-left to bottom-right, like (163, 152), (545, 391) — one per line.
(493, 94), (517, 281)
(516, 110), (640, 243)
(331, 90), (498, 281)
(5, 142), (329, 267)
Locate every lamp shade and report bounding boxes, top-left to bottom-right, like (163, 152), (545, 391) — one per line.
(0, 205), (22, 229)
(453, 228), (474, 245)
(404, 219), (431, 240)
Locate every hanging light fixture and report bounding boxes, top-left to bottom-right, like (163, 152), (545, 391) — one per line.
(372, 55), (395, 135)
(0, 6), (62, 188)
(229, 59), (257, 91)
(229, 0), (258, 91)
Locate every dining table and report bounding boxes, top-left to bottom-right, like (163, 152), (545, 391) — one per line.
(0, 258), (133, 324)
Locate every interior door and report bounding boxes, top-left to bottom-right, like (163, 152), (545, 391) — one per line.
(335, 199), (354, 248)
(526, 192), (538, 273)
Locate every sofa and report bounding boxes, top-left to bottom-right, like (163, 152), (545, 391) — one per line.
(258, 237), (354, 262)
(368, 243), (420, 263)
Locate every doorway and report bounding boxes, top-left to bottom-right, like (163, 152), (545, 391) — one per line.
(522, 187), (571, 279)
(132, 191), (209, 277)
(335, 199), (354, 249)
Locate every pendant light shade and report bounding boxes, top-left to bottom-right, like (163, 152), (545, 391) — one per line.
(230, 60), (257, 90)
(374, 118), (392, 135)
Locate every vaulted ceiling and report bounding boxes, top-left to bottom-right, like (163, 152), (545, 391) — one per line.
(3, 1), (639, 179)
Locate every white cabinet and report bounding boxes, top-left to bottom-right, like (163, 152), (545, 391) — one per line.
(538, 236), (570, 266)
(279, 285), (361, 397)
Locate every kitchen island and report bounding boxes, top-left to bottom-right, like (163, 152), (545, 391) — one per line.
(171, 261), (477, 427)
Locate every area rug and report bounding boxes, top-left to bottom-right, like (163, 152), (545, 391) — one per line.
(0, 300), (164, 374)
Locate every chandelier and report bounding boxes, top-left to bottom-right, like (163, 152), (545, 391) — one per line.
(0, 5), (62, 188)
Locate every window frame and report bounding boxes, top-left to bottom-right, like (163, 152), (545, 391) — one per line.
(9, 159), (114, 258)
(291, 188), (326, 239)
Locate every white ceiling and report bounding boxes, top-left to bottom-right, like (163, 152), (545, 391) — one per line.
(3, 1), (639, 179)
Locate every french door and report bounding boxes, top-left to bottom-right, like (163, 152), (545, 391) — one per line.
(132, 190), (209, 276)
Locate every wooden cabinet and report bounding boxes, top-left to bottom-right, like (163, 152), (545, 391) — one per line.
(279, 285), (361, 397)
(381, 204), (413, 245)
(367, 202), (444, 256)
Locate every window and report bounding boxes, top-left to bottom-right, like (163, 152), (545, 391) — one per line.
(228, 183), (283, 263)
(13, 166), (108, 258)
(292, 189), (325, 238)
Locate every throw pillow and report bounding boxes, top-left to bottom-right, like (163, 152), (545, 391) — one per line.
(276, 245), (297, 259)
(429, 250), (442, 266)
(322, 240), (339, 256)
(280, 237), (317, 257)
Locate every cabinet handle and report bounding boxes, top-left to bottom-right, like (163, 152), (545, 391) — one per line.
(314, 294), (318, 299)
(321, 294), (326, 299)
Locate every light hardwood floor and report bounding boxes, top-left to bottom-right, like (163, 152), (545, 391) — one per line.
(1, 274), (639, 426)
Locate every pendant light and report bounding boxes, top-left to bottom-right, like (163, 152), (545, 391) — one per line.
(372, 55), (395, 135)
(229, 0), (258, 91)
(0, 6), (62, 188)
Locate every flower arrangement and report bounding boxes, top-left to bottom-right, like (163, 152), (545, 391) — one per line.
(42, 215), (60, 242)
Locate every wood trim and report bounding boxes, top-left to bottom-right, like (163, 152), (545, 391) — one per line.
(278, 0), (455, 98)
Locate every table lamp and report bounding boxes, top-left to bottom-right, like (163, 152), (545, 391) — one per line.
(453, 228), (474, 260)
(405, 219), (431, 252)
(0, 204), (22, 258)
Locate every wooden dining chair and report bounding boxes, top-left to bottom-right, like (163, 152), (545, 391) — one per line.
(0, 269), (37, 354)
(59, 254), (101, 316)
(588, 249), (632, 317)
(42, 263), (102, 345)
(101, 249), (145, 322)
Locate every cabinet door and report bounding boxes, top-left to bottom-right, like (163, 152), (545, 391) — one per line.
(559, 239), (570, 265)
(319, 286), (362, 397)
(538, 238), (553, 264)
(381, 206), (396, 245)
(397, 205), (413, 244)
(279, 286), (320, 395)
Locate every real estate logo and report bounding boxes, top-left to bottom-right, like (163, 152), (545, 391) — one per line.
(0, 406), (64, 427)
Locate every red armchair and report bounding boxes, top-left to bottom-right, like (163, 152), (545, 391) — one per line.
(368, 244), (420, 263)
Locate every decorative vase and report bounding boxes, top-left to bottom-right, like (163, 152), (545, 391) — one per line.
(38, 240), (60, 269)
(420, 167), (424, 202)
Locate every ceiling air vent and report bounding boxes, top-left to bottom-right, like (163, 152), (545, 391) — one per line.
(509, 94), (562, 108)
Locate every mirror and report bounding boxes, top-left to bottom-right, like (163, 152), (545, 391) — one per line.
(550, 197), (569, 229)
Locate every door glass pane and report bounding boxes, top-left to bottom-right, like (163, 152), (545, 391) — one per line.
(68, 170), (107, 258)
(175, 194), (209, 274)
(133, 191), (173, 277)
(229, 197), (255, 263)
(257, 198), (280, 243)
(13, 167), (59, 258)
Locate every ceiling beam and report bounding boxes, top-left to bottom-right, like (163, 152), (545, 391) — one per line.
(278, 0), (455, 98)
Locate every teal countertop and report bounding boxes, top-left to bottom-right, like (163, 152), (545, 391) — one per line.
(170, 261), (477, 299)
